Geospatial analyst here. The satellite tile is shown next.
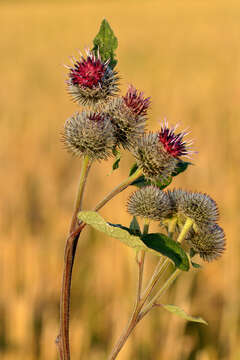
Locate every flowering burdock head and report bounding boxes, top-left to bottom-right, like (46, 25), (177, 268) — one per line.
(123, 85), (150, 117)
(62, 111), (116, 160)
(186, 224), (226, 262)
(167, 189), (219, 228)
(158, 121), (194, 159)
(106, 85), (150, 149)
(66, 50), (119, 107)
(127, 186), (172, 221)
(132, 132), (178, 182)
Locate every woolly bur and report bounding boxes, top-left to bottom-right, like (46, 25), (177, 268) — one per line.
(106, 85), (150, 149)
(62, 111), (116, 161)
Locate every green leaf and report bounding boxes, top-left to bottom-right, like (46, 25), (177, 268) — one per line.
(191, 261), (201, 269)
(78, 211), (146, 250)
(129, 163), (139, 176)
(129, 216), (141, 236)
(153, 177), (172, 190)
(190, 248), (197, 258)
(172, 160), (192, 177)
(78, 212), (189, 270)
(92, 19), (118, 69)
(112, 148), (121, 171)
(161, 304), (208, 325)
(141, 233), (190, 271)
(131, 173), (172, 190)
(129, 160), (190, 189)
(131, 175), (151, 188)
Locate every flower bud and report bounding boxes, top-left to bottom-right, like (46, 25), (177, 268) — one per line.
(132, 132), (178, 182)
(106, 85), (150, 149)
(186, 224), (226, 262)
(66, 50), (119, 107)
(127, 185), (172, 221)
(62, 111), (116, 160)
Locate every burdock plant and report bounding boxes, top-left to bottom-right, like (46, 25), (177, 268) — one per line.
(56, 19), (226, 360)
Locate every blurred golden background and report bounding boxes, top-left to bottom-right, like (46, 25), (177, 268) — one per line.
(1, 0), (240, 359)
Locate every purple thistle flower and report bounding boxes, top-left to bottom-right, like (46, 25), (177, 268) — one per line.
(66, 50), (119, 106)
(158, 121), (194, 159)
(123, 85), (151, 116)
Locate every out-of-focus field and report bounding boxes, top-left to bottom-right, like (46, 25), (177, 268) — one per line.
(1, 1), (240, 359)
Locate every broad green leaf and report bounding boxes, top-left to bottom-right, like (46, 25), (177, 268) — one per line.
(162, 304), (208, 325)
(172, 160), (192, 177)
(141, 233), (189, 271)
(92, 19), (118, 69)
(78, 211), (146, 250)
(129, 216), (141, 236)
(78, 211), (189, 270)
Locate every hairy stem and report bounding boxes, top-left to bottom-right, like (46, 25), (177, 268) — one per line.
(136, 220), (149, 302)
(57, 156), (91, 360)
(94, 168), (142, 212)
(139, 268), (181, 320)
(69, 156), (92, 231)
(68, 167), (143, 238)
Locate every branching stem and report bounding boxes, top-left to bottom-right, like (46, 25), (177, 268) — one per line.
(108, 216), (194, 359)
(108, 218), (149, 360)
(57, 166), (143, 359)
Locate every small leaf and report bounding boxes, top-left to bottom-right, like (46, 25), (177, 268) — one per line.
(131, 175), (151, 188)
(92, 19), (118, 69)
(191, 261), (201, 269)
(172, 160), (192, 177)
(141, 233), (189, 271)
(112, 148), (121, 171)
(190, 248), (197, 258)
(131, 173), (172, 190)
(153, 176), (172, 190)
(129, 216), (141, 236)
(129, 163), (139, 176)
(161, 304), (208, 325)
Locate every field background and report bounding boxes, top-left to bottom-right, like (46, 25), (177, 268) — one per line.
(1, 0), (240, 359)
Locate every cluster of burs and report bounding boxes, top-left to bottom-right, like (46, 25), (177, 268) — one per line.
(63, 49), (225, 263)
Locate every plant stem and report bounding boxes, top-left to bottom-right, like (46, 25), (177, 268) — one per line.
(57, 156), (91, 360)
(136, 220), (149, 302)
(139, 268), (181, 320)
(57, 165), (143, 359)
(69, 156), (91, 231)
(108, 218), (149, 360)
(140, 257), (170, 305)
(94, 168), (142, 212)
(139, 217), (194, 320)
(177, 217), (194, 243)
(167, 217), (177, 237)
(68, 167), (143, 238)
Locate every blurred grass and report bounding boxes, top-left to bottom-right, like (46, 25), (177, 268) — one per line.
(1, 1), (240, 359)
